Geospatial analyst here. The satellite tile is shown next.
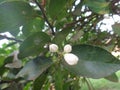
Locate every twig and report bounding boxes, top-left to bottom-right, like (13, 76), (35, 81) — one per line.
(62, 14), (95, 30)
(0, 34), (22, 42)
(34, 0), (55, 35)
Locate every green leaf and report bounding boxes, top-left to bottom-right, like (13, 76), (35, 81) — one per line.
(33, 71), (48, 90)
(0, 56), (12, 75)
(52, 28), (71, 47)
(54, 67), (63, 90)
(63, 44), (120, 79)
(0, 1), (35, 33)
(73, 1), (84, 16)
(22, 17), (44, 37)
(0, 0), (6, 4)
(18, 32), (51, 59)
(24, 82), (32, 90)
(4, 82), (21, 90)
(84, 0), (110, 14)
(112, 23), (120, 36)
(104, 73), (119, 82)
(4, 56), (14, 64)
(0, 56), (5, 67)
(16, 56), (52, 80)
(48, 0), (68, 19)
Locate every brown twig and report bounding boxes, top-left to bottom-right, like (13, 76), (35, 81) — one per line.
(34, 0), (55, 35)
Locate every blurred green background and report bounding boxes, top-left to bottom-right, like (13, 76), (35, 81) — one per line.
(82, 71), (120, 90)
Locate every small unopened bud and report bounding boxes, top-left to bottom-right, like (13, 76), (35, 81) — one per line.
(64, 44), (72, 53)
(49, 44), (58, 52)
(64, 53), (79, 65)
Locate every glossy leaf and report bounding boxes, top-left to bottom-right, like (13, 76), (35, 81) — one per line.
(0, 1), (35, 33)
(84, 0), (110, 14)
(16, 56), (52, 80)
(18, 32), (51, 58)
(63, 44), (120, 79)
(112, 23), (120, 36)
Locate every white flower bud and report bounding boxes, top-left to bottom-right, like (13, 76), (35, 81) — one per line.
(49, 44), (58, 52)
(64, 44), (72, 53)
(64, 53), (79, 65)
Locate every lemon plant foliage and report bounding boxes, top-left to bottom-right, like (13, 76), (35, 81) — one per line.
(0, 0), (120, 90)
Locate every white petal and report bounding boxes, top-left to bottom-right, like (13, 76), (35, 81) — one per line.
(49, 44), (58, 52)
(64, 53), (79, 65)
(64, 44), (72, 53)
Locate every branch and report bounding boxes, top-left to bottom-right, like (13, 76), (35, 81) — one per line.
(34, 0), (55, 35)
(62, 14), (96, 30)
(0, 34), (22, 42)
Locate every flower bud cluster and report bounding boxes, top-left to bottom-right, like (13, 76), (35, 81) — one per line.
(49, 44), (79, 65)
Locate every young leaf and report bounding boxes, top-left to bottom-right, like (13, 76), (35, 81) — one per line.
(16, 56), (52, 80)
(63, 44), (120, 79)
(0, 1), (35, 33)
(18, 32), (51, 59)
